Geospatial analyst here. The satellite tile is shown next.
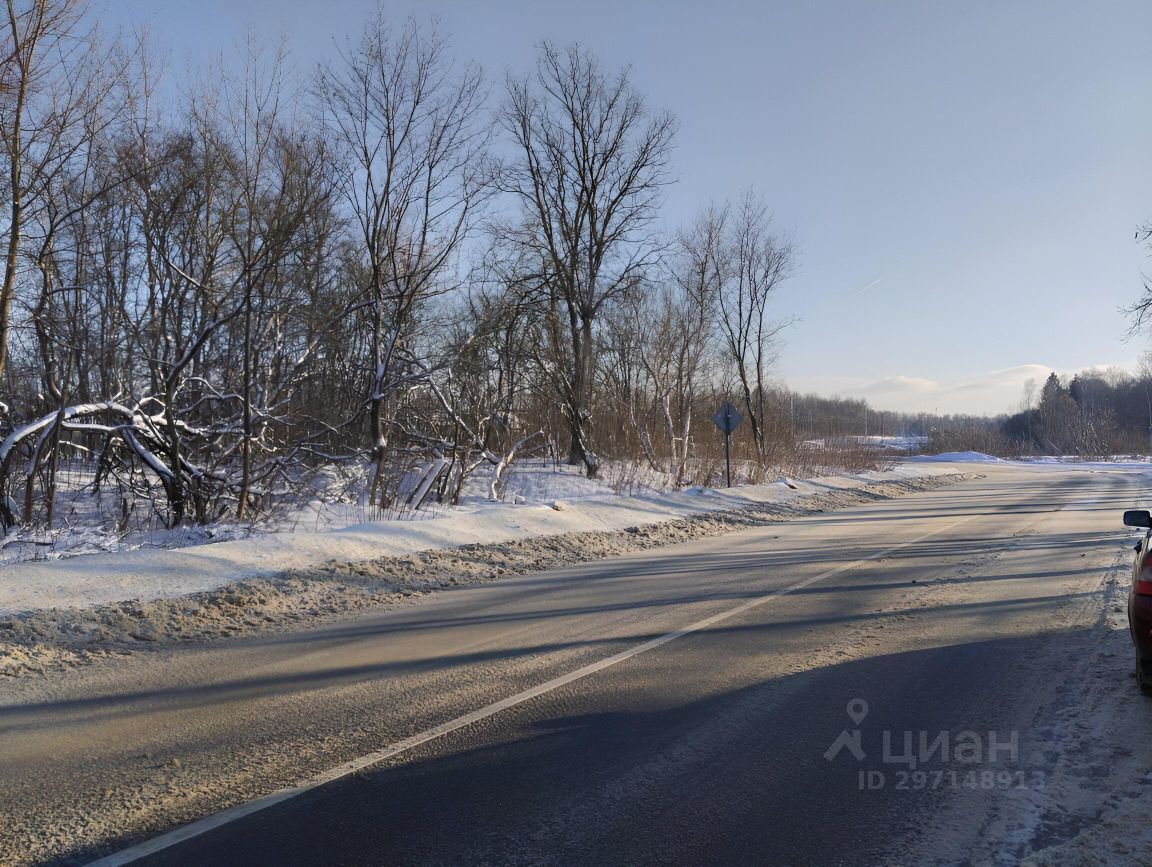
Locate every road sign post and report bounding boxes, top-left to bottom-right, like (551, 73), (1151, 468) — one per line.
(711, 402), (744, 488)
(725, 423), (731, 487)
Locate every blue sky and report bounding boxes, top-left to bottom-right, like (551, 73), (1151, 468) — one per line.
(102, 0), (1152, 416)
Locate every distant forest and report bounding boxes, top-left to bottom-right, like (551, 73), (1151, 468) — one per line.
(923, 366), (1152, 458)
(783, 364), (1152, 460)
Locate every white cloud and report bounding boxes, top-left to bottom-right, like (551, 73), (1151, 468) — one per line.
(857, 375), (938, 394)
(785, 362), (1136, 416)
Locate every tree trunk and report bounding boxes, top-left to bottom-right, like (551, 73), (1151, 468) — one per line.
(566, 314), (598, 477)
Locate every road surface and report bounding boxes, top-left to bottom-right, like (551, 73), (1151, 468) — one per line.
(1, 463), (1146, 865)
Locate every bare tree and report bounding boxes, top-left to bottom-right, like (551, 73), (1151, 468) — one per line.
(712, 193), (796, 464)
(0, 0), (95, 384)
(659, 222), (722, 481)
(1019, 376), (1037, 446)
(0, 0), (102, 379)
(317, 14), (489, 506)
(209, 38), (336, 518)
(20, 39), (130, 524)
(500, 42), (676, 477)
(0, 2), (139, 526)
(1126, 222), (1152, 334)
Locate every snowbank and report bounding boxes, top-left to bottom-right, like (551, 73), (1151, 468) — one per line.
(0, 464), (957, 618)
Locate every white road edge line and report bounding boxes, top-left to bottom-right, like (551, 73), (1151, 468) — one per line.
(87, 512), (980, 866)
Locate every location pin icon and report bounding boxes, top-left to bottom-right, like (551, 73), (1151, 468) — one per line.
(847, 698), (869, 725)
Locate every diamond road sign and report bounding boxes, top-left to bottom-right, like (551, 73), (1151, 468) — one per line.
(712, 402), (744, 435)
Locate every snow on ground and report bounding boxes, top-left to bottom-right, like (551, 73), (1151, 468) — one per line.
(1018, 454), (1152, 466)
(847, 435), (929, 451)
(909, 451), (1152, 468)
(910, 450), (1004, 463)
(906, 546), (1152, 866)
(910, 452), (1152, 471)
(0, 458), (698, 568)
(802, 435), (928, 452)
(0, 462), (958, 619)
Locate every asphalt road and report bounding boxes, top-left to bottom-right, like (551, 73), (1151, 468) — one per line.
(1, 463), (1143, 866)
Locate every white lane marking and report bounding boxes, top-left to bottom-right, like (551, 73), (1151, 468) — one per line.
(88, 512), (981, 866)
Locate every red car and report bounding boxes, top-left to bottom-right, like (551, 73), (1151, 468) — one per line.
(1124, 509), (1152, 692)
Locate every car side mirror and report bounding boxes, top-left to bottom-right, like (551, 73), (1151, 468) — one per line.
(1124, 510), (1152, 528)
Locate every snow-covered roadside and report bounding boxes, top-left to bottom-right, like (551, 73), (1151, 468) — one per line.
(0, 468), (970, 677)
(955, 557), (1152, 867)
(1002, 558), (1152, 866)
(0, 464), (957, 619)
(885, 523), (1152, 865)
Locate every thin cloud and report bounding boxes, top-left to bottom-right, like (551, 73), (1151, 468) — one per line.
(849, 277), (883, 296)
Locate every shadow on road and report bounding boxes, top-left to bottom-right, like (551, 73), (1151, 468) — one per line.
(100, 626), (1146, 867)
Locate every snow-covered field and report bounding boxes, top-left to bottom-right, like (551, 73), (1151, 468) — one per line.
(803, 435), (928, 452)
(911, 451), (1152, 467)
(0, 461), (961, 619)
(910, 450), (1006, 463)
(848, 434), (929, 451)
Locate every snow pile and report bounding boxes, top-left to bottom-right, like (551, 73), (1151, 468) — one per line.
(0, 463), (961, 618)
(0, 522), (261, 567)
(0, 461), (658, 570)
